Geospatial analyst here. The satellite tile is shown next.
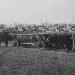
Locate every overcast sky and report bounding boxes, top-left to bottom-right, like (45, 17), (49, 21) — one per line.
(0, 0), (75, 25)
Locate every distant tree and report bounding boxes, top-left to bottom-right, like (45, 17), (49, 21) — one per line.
(0, 24), (6, 29)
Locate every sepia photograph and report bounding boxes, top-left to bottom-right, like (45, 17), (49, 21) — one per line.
(0, 0), (75, 75)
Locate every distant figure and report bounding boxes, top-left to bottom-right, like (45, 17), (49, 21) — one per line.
(13, 39), (18, 47)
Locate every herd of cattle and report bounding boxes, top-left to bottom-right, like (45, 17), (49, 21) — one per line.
(0, 31), (74, 52)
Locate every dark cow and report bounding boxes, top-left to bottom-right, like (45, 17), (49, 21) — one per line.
(0, 31), (13, 47)
(58, 33), (72, 52)
(42, 33), (73, 51)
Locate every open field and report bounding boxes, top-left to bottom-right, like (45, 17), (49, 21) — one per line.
(0, 47), (75, 75)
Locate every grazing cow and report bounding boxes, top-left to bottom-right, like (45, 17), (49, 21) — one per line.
(42, 33), (73, 51)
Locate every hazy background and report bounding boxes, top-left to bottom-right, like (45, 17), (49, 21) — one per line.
(0, 0), (75, 25)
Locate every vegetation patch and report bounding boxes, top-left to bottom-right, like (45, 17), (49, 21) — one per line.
(0, 48), (75, 75)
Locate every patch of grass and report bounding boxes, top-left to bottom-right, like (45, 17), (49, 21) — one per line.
(0, 48), (75, 75)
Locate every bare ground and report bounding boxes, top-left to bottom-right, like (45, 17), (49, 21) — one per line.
(0, 47), (75, 75)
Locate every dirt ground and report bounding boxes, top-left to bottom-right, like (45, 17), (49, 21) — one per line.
(0, 47), (75, 75)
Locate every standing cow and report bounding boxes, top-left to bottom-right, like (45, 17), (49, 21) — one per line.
(42, 33), (73, 51)
(0, 31), (13, 47)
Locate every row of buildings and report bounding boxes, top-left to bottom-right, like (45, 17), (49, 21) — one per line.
(0, 23), (75, 33)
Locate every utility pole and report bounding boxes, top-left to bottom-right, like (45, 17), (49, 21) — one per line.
(40, 19), (42, 25)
